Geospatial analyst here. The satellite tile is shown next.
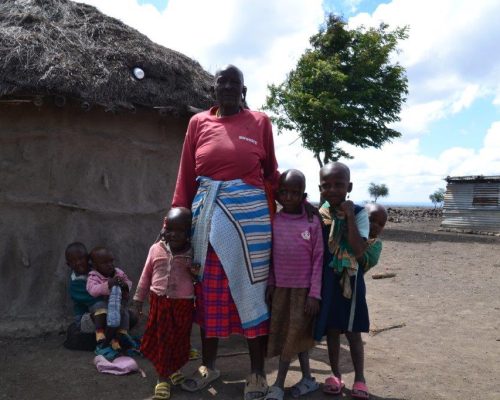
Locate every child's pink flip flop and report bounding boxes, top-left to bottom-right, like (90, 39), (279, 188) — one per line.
(323, 375), (344, 395)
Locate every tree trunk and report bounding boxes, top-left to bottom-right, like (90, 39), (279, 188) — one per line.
(315, 153), (323, 168)
(323, 149), (332, 166)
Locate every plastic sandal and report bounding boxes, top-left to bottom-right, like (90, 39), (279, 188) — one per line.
(244, 373), (268, 400)
(264, 385), (284, 400)
(323, 375), (344, 395)
(352, 381), (369, 399)
(290, 377), (319, 398)
(169, 370), (185, 385)
(94, 345), (119, 361)
(152, 382), (171, 400)
(181, 365), (220, 392)
(189, 346), (200, 360)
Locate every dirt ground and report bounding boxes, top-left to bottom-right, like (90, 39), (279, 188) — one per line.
(1, 217), (499, 400)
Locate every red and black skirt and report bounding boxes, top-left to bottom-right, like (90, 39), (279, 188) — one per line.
(140, 293), (194, 378)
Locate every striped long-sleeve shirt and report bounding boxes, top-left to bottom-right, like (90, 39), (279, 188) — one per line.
(269, 209), (324, 299)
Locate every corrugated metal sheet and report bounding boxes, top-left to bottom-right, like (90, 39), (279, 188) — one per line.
(442, 179), (500, 233)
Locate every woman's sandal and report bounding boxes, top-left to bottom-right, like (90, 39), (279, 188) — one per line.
(264, 385), (284, 400)
(352, 381), (369, 399)
(323, 375), (345, 395)
(169, 370), (185, 385)
(180, 365), (220, 392)
(152, 382), (171, 400)
(244, 373), (269, 400)
(290, 377), (320, 398)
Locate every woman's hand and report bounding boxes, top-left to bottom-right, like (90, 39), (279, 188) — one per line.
(304, 297), (320, 316)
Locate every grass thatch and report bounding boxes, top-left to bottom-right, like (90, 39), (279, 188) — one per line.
(0, 0), (214, 112)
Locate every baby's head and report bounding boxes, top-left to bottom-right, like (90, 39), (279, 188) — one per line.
(164, 207), (192, 252)
(319, 162), (352, 207)
(366, 203), (388, 239)
(90, 247), (115, 278)
(65, 242), (90, 275)
(277, 169), (306, 214)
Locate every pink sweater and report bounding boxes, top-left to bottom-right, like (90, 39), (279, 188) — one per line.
(133, 242), (194, 301)
(172, 107), (280, 208)
(269, 210), (323, 299)
(86, 267), (132, 297)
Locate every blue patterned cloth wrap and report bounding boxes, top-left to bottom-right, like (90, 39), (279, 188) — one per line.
(191, 177), (271, 328)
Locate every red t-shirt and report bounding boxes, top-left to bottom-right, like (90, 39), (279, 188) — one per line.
(172, 107), (280, 208)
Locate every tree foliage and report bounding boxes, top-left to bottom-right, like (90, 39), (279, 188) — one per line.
(368, 182), (389, 202)
(429, 188), (446, 208)
(264, 14), (408, 166)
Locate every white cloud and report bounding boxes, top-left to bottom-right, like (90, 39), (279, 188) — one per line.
(76, 0), (499, 203)
(451, 84), (480, 114)
(349, 0), (500, 138)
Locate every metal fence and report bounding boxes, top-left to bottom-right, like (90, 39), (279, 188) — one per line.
(442, 176), (500, 233)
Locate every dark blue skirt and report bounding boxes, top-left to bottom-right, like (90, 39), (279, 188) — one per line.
(314, 267), (369, 340)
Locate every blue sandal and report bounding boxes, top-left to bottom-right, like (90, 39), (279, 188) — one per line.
(95, 345), (119, 361)
(290, 377), (319, 398)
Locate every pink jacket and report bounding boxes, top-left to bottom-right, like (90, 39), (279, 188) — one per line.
(86, 268), (132, 297)
(134, 242), (194, 301)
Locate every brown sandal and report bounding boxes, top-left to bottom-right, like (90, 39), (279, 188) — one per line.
(181, 365), (220, 392)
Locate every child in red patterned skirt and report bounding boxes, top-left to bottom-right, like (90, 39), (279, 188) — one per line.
(133, 207), (198, 400)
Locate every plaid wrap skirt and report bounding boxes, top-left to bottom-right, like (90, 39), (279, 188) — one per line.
(195, 246), (269, 338)
(140, 293), (193, 378)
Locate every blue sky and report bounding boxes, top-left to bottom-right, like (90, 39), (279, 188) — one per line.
(80, 0), (500, 203)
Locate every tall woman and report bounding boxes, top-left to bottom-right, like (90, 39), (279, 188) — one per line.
(172, 65), (279, 400)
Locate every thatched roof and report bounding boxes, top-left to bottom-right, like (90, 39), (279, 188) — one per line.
(0, 0), (214, 112)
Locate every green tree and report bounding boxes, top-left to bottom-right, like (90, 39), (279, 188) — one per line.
(429, 188), (445, 208)
(368, 182), (389, 202)
(265, 14), (408, 167)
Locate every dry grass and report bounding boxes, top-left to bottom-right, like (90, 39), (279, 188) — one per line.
(0, 0), (213, 112)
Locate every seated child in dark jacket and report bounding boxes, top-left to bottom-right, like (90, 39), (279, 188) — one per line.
(65, 242), (102, 327)
(64, 242), (102, 351)
(358, 203), (388, 273)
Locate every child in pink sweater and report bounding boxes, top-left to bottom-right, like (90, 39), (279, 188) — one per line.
(133, 207), (197, 400)
(86, 246), (132, 356)
(266, 170), (323, 400)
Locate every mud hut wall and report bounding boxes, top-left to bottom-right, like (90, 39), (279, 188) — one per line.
(0, 103), (187, 335)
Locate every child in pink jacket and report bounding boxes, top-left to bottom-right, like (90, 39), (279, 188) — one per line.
(86, 246), (132, 358)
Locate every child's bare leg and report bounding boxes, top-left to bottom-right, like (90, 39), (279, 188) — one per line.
(272, 357), (290, 390)
(105, 326), (118, 347)
(345, 331), (365, 383)
(298, 351), (312, 379)
(326, 329), (341, 377)
(93, 313), (106, 343)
